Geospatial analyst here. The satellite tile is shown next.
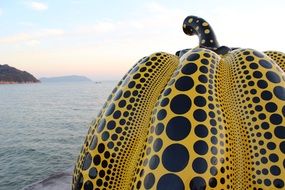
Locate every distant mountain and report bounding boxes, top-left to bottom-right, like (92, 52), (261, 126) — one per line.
(0, 64), (39, 84)
(40, 75), (92, 83)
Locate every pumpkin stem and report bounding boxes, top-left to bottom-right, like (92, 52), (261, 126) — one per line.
(183, 16), (220, 49)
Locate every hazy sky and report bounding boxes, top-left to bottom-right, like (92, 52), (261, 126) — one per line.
(0, 0), (285, 80)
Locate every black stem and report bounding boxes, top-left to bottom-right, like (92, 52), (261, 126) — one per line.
(183, 16), (219, 49)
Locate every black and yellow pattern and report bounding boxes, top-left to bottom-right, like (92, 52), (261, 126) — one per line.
(73, 16), (285, 189)
(72, 53), (179, 189)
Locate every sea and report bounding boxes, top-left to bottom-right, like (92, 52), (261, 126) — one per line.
(0, 81), (117, 190)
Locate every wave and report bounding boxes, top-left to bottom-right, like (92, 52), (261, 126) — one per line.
(21, 167), (73, 190)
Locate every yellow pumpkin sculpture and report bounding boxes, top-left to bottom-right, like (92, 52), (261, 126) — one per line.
(72, 16), (285, 190)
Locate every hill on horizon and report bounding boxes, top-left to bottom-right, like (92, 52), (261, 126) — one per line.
(0, 64), (39, 84)
(40, 75), (93, 83)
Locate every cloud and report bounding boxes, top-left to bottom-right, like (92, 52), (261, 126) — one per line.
(75, 20), (116, 34)
(0, 29), (64, 44)
(25, 40), (40, 46)
(0, 8), (3, 16)
(29, 2), (48, 11)
(74, 2), (187, 38)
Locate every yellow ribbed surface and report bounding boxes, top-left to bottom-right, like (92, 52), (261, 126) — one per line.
(72, 52), (179, 190)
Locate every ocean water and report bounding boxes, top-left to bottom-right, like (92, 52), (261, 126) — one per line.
(0, 81), (116, 190)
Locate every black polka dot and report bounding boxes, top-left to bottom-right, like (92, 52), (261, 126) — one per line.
(105, 103), (115, 116)
(269, 153), (279, 162)
(194, 124), (208, 138)
(170, 94), (191, 114)
(107, 120), (116, 130)
(194, 109), (207, 121)
(97, 143), (105, 153)
(155, 123), (164, 135)
(194, 140), (208, 155)
(89, 136), (98, 150)
(274, 86), (285, 100)
(101, 131), (109, 141)
(82, 153), (92, 170)
(259, 59), (272, 69)
(199, 66), (208, 73)
(88, 167), (97, 179)
(189, 177), (206, 190)
(97, 119), (106, 133)
(198, 75), (208, 83)
(261, 90), (272, 100)
(128, 81), (135, 88)
(196, 85), (206, 94)
(149, 155), (160, 170)
(194, 96), (206, 107)
(253, 71), (263, 78)
(201, 58), (209, 65)
(274, 179), (284, 188)
(210, 166), (218, 176)
(267, 142), (276, 150)
(253, 51), (264, 58)
(113, 110), (121, 119)
(265, 102), (277, 112)
(162, 144), (189, 172)
(93, 155), (101, 165)
(166, 116), (191, 141)
(250, 62), (258, 69)
(133, 73), (141, 79)
(266, 71), (281, 83)
(136, 181), (142, 189)
(83, 180), (93, 190)
(163, 88), (171, 96)
(264, 179), (271, 186)
(187, 53), (200, 61)
(157, 109), (167, 120)
(270, 165), (281, 176)
(192, 157), (208, 174)
(270, 114), (282, 125)
(209, 177), (217, 187)
(175, 76), (194, 91)
(246, 56), (254, 61)
(118, 100), (126, 107)
(160, 98), (169, 107)
(123, 90), (131, 98)
(257, 80), (268, 89)
(182, 63), (197, 75)
(153, 138), (163, 152)
(157, 174), (184, 190)
(144, 173), (155, 189)
(275, 126), (285, 139)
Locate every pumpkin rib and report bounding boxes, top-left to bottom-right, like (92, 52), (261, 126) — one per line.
(72, 71), (127, 188)
(131, 48), (224, 189)
(72, 52), (179, 190)
(218, 49), (285, 189)
(217, 51), (255, 189)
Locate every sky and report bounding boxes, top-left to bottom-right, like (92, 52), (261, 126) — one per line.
(0, 0), (285, 81)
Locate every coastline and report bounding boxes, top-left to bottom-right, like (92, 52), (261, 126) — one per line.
(0, 81), (40, 84)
